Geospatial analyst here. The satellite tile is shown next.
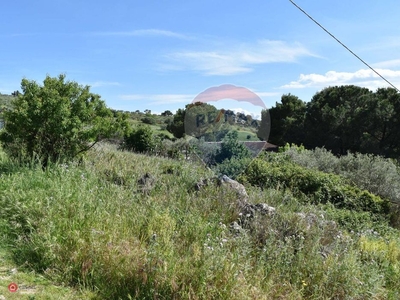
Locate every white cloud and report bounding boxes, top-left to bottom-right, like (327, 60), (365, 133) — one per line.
(93, 29), (188, 39)
(230, 108), (261, 120)
(164, 40), (315, 76)
(282, 68), (400, 91)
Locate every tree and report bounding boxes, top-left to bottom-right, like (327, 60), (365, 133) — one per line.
(304, 85), (373, 155)
(184, 102), (220, 138)
(215, 131), (251, 163)
(167, 108), (186, 138)
(121, 125), (156, 153)
(268, 94), (306, 146)
(161, 110), (173, 117)
(166, 103), (221, 139)
(256, 109), (271, 141)
(141, 116), (156, 125)
(358, 87), (400, 157)
(246, 114), (253, 126)
(0, 74), (126, 164)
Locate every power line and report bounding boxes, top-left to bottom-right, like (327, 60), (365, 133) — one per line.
(289, 0), (400, 93)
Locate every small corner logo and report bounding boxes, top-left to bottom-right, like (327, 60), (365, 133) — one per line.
(8, 282), (18, 293)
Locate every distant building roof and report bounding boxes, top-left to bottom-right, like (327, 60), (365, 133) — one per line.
(244, 141), (278, 152)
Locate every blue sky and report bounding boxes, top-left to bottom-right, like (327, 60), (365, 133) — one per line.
(1, 0), (400, 117)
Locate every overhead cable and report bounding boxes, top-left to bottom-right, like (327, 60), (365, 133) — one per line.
(289, 0), (400, 92)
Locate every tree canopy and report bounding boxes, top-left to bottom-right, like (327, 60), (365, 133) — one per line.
(256, 109), (271, 141)
(269, 94), (305, 145)
(167, 102), (227, 141)
(166, 107), (186, 138)
(266, 85), (400, 159)
(304, 85), (373, 155)
(0, 74), (127, 164)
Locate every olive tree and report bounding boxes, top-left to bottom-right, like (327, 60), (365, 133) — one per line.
(0, 74), (126, 164)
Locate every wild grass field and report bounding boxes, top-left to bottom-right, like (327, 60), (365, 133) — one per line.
(0, 143), (400, 299)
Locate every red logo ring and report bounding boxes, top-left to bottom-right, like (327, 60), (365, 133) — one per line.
(8, 282), (18, 292)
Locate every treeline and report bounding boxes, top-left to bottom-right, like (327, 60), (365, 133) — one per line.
(165, 102), (262, 141)
(269, 85), (400, 159)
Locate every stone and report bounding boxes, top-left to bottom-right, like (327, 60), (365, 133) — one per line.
(229, 221), (245, 235)
(219, 175), (248, 201)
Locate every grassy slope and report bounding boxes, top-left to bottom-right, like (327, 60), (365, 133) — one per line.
(236, 129), (258, 141)
(0, 144), (399, 299)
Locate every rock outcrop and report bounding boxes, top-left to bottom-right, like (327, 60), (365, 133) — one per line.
(194, 175), (342, 259)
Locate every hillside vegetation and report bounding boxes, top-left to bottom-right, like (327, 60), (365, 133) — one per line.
(1, 76), (400, 299)
(0, 143), (399, 299)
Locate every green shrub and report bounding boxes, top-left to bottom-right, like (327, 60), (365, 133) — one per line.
(282, 145), (400, 204)
(121, 125), (156, 153)
(0, 74), (126, 165)
(240, 158), (390, 216)
(213, 156), (252, 179)
(141, 116), (156, 125)
(215, 131), (251, 163)
(322, 203), (378, 232)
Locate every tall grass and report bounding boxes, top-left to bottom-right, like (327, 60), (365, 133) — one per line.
(0, 144), (399, 299)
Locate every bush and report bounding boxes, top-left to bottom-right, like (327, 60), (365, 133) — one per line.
(121, 125), (156, 153)
(214, 156), (252, 179)
(240, 158), (390, 216)
(215, 131), (251, 163)
(282, 145), (400, 204)
(0, 74), (125, 165)
(141, 116), (156, 125)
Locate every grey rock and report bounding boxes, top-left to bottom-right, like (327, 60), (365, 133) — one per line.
(220, 175), (248, 201)
(296, 212), (319, 230)
(239, 203), (276, 222)
(229, 221), (245, 235)
(254, 203), (276, 215)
